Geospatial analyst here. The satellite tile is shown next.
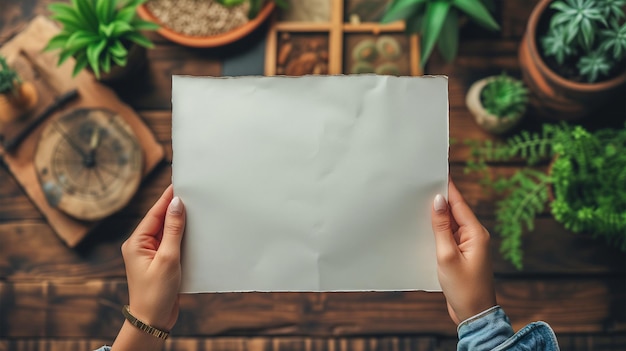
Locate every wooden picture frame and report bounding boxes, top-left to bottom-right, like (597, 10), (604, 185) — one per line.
(265, 0), (422, 76)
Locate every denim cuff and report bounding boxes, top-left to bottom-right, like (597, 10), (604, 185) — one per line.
(492, 321), (560, 351)
(457, 305), (514, 351)
(457, 305), (560, 351)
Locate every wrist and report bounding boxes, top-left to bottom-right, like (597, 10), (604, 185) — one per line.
(127, 303), (172, 331)
(111, 320), (167, 351)
(123, 305), (170, 339)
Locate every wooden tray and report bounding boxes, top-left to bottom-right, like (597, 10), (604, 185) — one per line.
(265, 0), (421, 76)
(0, 17), (164, 247)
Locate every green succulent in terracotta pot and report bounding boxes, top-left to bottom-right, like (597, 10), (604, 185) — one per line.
(519, 0), (626, 119)
(45, 0), (159, 81)
(0, 55), (38, 123)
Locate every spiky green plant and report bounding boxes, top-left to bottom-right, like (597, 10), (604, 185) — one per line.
(541, 0), (626, 82)
(45, 0), (159, 79)
(466, 123), (626, 269)
(0, 55), (20, 95)
(381, 0), (500, 68)
(480, 73), (528, 118)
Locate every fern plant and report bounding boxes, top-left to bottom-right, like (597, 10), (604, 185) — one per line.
(540, 0), (626, 82)
(466, 123), (626, 269)
(45, 0), (159, 79)
(481, 73), (528, 118)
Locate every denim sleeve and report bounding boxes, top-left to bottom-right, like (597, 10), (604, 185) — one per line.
(457, 305), (559, 351)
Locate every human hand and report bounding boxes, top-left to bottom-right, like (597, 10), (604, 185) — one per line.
(121, 184), (185, 331)
(431, 180), (496, 325)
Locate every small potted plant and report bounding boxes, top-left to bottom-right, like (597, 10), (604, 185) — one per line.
(45, 0), (159, 82)
(466, 73), (528, 134)
(466, 123), (626, 269)
(519, 0), (626, 120)
(137, 0), (286, 48)
(381, 0), (500, 68)
(0, 55), (38, 124)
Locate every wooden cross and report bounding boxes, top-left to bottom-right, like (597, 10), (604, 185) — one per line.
(265, 0), (422, 76)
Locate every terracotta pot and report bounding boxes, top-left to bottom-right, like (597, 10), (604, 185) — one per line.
(0, 81), (38, 123)
(466, 77), (525, 135)
(137, 2), (275, 48)
(518, 0), (626, 120)
(90, 44), (147, 83)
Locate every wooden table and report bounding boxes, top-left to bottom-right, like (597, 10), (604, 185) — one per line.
(1, 1), (625, 350)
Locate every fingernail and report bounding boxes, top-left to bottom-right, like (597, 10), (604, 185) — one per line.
(168, 196), (183, 215)
(434, 194), (447, 213)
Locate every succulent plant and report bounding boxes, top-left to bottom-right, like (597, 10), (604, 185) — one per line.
(351, 62), (375, 74)
(541, 0), (626, 83)
(376, 36), (402, 60)
(0, 55), (20, 95)
(44, 0), (159, 79)
(480, 73), (529, 118)
(352, 39), (378, 62)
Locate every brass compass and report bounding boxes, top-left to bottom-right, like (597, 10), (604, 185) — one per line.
(34, 108), (143, 221)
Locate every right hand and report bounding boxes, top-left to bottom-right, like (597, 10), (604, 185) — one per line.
(431, 180), (497, 325)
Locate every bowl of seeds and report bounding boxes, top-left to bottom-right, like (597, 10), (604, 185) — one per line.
(138, 0), (276, 48)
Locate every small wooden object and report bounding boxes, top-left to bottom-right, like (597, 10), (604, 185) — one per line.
(0, 17), (164, 247)
(265, 0), (422, 76)
(34, 108), (143, 221)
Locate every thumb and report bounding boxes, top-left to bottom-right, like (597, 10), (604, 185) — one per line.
(431, 194), (459, 263)
(159, 196), (186, 258)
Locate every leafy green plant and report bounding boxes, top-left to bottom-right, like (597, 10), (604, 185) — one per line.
(215, 0), (288, 19)
(0, 55), (20, 95)
(480, 73), (528, 118)
(381, 0), (500, 67)
(45, 0), (159, 79)
(540, 0), (626, 82)
(466, 123), (626, 269)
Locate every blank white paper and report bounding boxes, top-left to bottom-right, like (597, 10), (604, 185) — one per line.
(172, 75), (448, 293)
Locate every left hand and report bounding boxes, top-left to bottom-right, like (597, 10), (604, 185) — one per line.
(121, 184), (185, 331)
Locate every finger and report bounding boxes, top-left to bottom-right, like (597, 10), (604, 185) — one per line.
(134, 185), (174, 237)
(447, 180), (482, 228)
(431, 193), (460, 262)
(158, 196), (186, 259)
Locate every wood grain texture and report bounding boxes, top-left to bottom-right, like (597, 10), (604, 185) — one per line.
(2, 1), (626, 350)
(1, 278), (624, 338)
(0, 337), (445, 351)
(3, 335), (625, 351)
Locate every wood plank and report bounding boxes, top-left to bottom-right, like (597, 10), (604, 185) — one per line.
(500, 0), (541, 40)
(0, 337), (443, 351)
(1, 278), (624, 338)
(0, 0), (55, 44)
(2, 334), (626, 351)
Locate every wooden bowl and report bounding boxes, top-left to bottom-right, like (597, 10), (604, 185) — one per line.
(137, 2), (275, 48)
